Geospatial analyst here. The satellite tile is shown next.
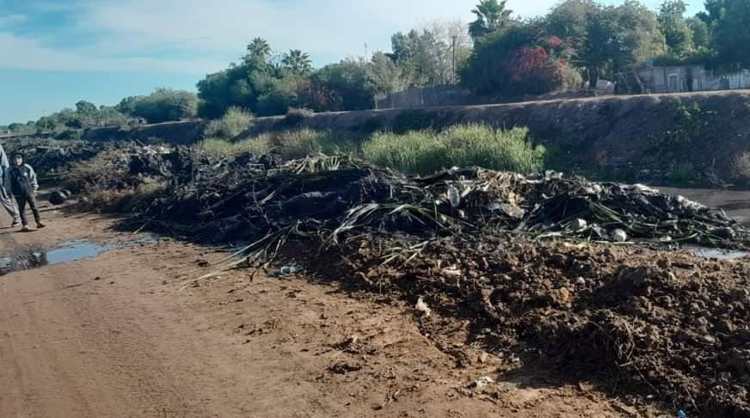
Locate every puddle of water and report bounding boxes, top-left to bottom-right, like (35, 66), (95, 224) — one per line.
(45, 241), (113, 265)
(687, 246), (750, 261)
(0, 235), (160, 277)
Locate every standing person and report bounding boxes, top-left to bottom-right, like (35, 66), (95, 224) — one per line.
(0, 143), (20, 226)
(10, 153), (45, 232)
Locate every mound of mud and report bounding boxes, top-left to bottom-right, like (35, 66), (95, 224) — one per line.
(76, 152), (750, 416)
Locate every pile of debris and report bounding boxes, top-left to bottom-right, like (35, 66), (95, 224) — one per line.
(134, 155), (748, 249)
(2, 138), (108, 180)
(80, 152), (750, 415)
(61, 143), (191, 195)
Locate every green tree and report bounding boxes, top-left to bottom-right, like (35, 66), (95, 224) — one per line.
(461, 21), (578, 96)
(246, 38), (271, 63)
(390, 24), (469, 87)
(282, 49), (313, 75)
(711, 0), (750, 69)
(469, 0), (513, 42)
(75, 100), (98, 115)
(658, 0), (693, 57)
(687, 17), (710, 51)
(367, 52), (407, 94)
(131, 88), (198, 123)
(305, 60), (374, 112)
(580, 1), (664, 88)
(545, 0), (597, 50)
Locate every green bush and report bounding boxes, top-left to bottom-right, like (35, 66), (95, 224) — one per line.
(270, 129), (358, 160)
(196, 136), (271, 160)
(363, 124), (545, 175)
(130, 88), (198, 124)
(205, 107), (254, 139)
(196, 129), (360, 161)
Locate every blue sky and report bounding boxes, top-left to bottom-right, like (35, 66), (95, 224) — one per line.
(0, 0), (704, 124)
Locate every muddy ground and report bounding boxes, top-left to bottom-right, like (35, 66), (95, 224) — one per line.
(0, 200), (676, 417)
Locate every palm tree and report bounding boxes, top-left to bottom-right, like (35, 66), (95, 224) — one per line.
(282, 49), (313, 75)
(246, 37), (271, 61)
(469, 0), (513, 41)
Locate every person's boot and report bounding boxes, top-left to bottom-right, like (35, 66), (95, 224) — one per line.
(10, 219), (19, 227)
(20, 225), (31, 232)
(36, 222), (46, 229)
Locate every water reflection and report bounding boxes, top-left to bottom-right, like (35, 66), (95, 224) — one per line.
(0, 241), (111, 276)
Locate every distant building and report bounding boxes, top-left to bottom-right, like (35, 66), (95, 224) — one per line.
(637, 64), (750, 93)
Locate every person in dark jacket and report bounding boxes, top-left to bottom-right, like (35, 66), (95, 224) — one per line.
(10, 154), (45, 232)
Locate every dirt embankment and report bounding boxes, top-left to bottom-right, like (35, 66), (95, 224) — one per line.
(249, 91), (750, 186)
(79, 91), (750, 186)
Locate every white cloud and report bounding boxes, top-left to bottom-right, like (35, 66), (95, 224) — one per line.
(0, 32), (224, 73)
(0, 0), (566, 73)
(79, 0), (559, 59)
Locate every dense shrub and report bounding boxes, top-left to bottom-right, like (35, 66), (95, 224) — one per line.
(461, 25), (578, 97)
(129, 89), (198, 124)
(204, 107), (254, 139)
(363, 124), (545, 175)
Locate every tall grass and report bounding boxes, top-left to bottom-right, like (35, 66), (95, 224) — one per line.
(204, 107), (254, 139)
(362, 124), (545, 175)
(196, 129), (360, 161)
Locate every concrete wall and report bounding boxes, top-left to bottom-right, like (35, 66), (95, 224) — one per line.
(639, 65), (750, 93)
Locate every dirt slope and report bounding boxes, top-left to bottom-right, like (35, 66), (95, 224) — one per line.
(0, 206), (651, 417)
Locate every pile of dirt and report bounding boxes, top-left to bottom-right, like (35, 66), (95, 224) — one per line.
(347, 234), (749, 416)
(75, 152), (750, 416)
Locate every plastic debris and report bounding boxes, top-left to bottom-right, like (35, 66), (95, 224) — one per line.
(415, 297), (431, 317)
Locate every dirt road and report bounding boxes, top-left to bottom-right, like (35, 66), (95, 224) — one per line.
(0, 206), (645, 417)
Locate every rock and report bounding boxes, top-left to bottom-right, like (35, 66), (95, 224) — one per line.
(48, 190), (68, 205)
(575, 277), (586, 286)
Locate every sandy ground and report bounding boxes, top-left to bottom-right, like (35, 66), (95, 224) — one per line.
(0, 203), (656, 417)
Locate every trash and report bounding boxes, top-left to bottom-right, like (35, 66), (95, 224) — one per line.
(677, 410), (687, 418)
(611, 229), (628, 243)
(279, 265), (301, 276)
(570, 218), (588, 232)
(415, 297), (431, 317)
(468, 376), (495, 391)
(446, 185), (461, 208)
(575, 277), (586, 286)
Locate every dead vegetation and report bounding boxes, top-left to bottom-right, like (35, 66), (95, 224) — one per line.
(97, 157), (750, 413)
(59, 144), (750, 417)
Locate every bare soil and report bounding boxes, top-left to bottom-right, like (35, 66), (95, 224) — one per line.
(0, 205), (653, 417)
